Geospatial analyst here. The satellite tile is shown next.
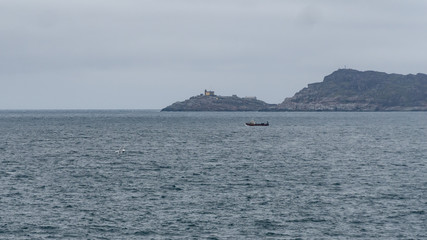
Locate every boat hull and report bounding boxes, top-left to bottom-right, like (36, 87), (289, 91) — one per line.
(245, 123), (269, 126)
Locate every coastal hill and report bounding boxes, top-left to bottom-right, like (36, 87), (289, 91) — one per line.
(162, 69), (427, 111)
(161, 90), (275, 111)
(277, 69), (427, 111)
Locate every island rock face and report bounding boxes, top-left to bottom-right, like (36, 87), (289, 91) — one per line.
(161, 94), (274, 111)
(277, 69), (427, 111)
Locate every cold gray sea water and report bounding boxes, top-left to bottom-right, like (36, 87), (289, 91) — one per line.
(0, 110), (426, 239)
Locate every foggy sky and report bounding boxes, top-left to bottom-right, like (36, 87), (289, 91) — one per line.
(2, 0), (427, 109)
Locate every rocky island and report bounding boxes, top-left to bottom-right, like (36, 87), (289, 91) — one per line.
(162, 69), (427, 111)
(161, 90), (275, 111)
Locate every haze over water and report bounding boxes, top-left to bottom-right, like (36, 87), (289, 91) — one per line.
(1, 111), (426, 239)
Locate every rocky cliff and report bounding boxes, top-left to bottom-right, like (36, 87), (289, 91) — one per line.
(161, 94), (275, 111)
(277, 69), (427, 111)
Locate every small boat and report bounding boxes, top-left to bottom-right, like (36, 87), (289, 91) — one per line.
(245, 120), (269, 126)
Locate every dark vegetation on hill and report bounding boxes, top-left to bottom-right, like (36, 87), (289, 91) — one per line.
(277, 69), (427, 111)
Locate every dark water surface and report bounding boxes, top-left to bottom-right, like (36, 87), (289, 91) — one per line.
(1, 111), (426, 239)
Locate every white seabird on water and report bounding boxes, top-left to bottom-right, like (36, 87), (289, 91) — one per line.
(115, 146), (126, 154)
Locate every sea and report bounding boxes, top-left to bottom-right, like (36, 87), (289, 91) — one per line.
(0, 110), (426, 239)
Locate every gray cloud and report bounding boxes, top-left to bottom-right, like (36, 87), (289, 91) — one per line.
(1, 0), (427, 109)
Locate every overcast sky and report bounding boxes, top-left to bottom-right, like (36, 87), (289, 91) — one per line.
(2, 0), (427, 109)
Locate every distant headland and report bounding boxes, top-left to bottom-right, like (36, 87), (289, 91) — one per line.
(161, 69), (427, 111)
